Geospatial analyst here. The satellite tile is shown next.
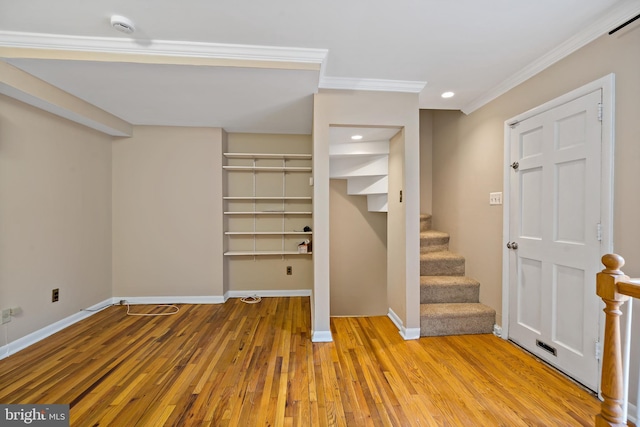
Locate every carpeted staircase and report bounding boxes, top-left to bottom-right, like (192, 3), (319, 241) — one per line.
(420, 214), (496, 336)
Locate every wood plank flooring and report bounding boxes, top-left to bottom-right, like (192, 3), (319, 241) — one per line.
(0, 297), (600, 426)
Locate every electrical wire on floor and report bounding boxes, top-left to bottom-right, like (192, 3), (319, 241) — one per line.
(82, 303), (116, 312)
(240, 295), (261, 304)
(125, 302), (180, 317)
(2, 326), (9, 358)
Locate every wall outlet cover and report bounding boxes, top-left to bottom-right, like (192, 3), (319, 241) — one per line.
(1, 308), (11, 324)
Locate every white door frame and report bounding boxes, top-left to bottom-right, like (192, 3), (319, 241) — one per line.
(501, 74), (615, 375)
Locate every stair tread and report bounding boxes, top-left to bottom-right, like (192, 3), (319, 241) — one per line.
(420, 230), (449, 238)
(420, 276), (479, 286)
(420, 303), (496, 317)
(420, 251), (465, 260)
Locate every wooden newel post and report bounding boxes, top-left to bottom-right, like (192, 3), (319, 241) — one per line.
(595, 254), (631, 427)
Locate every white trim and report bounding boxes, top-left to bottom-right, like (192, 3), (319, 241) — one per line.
(501, 118), (511, 340)
(320, 76), (426, 93)
(0, 31), (328, 65)
(0, 298), (115, 360)
(387, 308), (420, 340)
(628, 402), (638, 426)
(502, 73), (616, 393)
(116, 295), (226, 304)
(462, 2), (640, 114)
(311, 330), (333, 342)
(225, 289), (312, 298)
(401, 328), (421, 340)
(387, 307), (403, 330)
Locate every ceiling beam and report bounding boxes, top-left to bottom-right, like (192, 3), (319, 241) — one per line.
(0, 61), (132, 137)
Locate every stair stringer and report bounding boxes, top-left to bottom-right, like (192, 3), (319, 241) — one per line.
(329, 155), (389, 213)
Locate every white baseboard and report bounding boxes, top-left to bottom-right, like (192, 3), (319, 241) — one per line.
(387, 308), (420, 340)
(225, 289), (312, 299)
(311, 330), (333, 342)
(401, 327), (421, 340)
(0, 298), (114, 360)
(628, 402), (637, 425)
(115, 295), (226, 304)
(387, 308), (403, 330)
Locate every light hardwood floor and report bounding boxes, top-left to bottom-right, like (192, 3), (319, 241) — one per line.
(0, 297), (600, 426)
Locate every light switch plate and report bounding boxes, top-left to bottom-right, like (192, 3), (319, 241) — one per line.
(489, 192), (503, 205)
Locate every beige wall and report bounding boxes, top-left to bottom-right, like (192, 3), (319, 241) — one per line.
(313, 90), (420, 339)
(330, 179), (387, 316)
(0, 95), (113, 346)
(419, 110), (433, 215)
(112, 126), (224, 297)
(224, 133), (313, 292)
(387, 129), (407, 321)
(430, 22), (640, 400)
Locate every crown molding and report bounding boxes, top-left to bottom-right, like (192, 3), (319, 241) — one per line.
(320, 76), (426, 93)
(0, 31), (328, 67)
(461, 0), (640, 114)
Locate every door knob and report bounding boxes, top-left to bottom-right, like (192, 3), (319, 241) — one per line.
(506, 242), (518, 250)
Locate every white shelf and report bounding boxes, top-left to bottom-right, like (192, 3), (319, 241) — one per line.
(223, 166), (312, 172)
(225, 251), (312, 256)
(224, 149), (312, 257)
(225, 231), (312, 235)
(224, 153), (312, 160)
(224, 211), (312, 215)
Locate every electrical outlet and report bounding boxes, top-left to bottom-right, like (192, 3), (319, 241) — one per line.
(286, 266), (292, 275)
(1, 309), (11, 324)
(52, 288), (59, 302)
(489, 192), (503, 205)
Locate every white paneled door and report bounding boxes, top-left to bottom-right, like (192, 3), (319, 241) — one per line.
(507, 89), (603, 391)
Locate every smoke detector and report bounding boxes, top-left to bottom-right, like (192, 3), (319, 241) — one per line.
(110, 15), (136, 34)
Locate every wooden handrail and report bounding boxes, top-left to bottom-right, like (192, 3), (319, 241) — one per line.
(596, 254), (640, 427)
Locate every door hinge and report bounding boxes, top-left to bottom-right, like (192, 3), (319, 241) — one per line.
(508, 121), (520, 129)
(597, 103), (603, 122)
(595, 340), (602, 361)
(597, 223), (602, 241)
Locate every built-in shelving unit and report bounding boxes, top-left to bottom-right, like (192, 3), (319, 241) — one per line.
(223, 152), (312, 256)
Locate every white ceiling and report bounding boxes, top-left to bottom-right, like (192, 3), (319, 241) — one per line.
(0, 0), (638, 134)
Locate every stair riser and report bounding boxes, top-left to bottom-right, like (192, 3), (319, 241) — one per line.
(420, 216), (431, 232)
(420, 285), (479, 304)
(420, 313), (495, 337)
(420, 242), (449, 253)
(420, 260), (465, 276)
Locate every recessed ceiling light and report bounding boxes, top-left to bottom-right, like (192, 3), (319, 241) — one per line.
(441, 91), (455, 99)
(111, 15), (136, 34)
(351, 135), (363, 140)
